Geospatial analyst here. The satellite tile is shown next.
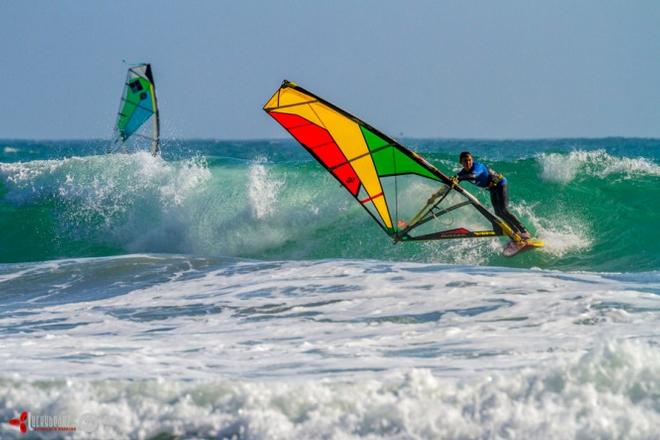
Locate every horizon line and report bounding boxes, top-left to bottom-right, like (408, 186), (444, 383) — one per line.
(2, 135), (659, 143)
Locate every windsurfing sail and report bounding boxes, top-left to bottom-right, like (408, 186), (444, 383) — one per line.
(263, 80), (523, 243)
(113, 63), (160, 156)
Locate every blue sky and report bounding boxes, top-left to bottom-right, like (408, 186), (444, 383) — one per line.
(1, 1), (659, 139)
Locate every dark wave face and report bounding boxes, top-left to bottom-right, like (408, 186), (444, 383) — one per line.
(1, 138), (659, 272)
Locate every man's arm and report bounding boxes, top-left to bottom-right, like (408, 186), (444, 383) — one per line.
(457, 169), (477, 183)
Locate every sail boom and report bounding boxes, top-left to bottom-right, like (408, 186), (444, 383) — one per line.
(403, 229), (502, 241)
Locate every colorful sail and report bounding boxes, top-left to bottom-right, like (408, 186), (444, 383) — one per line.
(114, 63), (160, 156)
(263, 80), (521, 242)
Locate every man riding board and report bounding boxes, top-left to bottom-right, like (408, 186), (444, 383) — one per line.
(451, 151), (530, 250)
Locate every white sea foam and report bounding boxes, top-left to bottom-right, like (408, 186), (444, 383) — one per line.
(422, 237), (499, 266)
(537, 150), (660, 184)
(513, 201), (592, 257)
(1, 256), (657, 380)
(1, 256), (658, 437)
(1, 340), (658, 439)
(0, 152), (210, 208)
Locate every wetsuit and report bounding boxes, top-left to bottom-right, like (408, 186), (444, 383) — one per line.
(457, 161), (528, 235)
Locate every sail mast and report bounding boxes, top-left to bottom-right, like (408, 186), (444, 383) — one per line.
(144, 64), (160, 156)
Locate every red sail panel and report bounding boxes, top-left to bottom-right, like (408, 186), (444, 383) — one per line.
(333, 163), (360, 195)
(270, 111), (361, 195)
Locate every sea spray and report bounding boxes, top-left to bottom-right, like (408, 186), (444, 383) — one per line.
(247, 156), (285, 220)
(537, 149), (660, 184)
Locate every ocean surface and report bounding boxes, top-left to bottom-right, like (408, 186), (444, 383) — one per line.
(1, 138), (659, 439)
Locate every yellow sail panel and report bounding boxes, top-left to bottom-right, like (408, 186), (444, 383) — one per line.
(263, 89), (281, 110)
(352, 155), (392, 227)
(372, 195), (392, 229)
(311, 104), (365, 159)
(149, 83), (157, 116)
(264, 86), (316, 110)
(270, 103), (324, 128)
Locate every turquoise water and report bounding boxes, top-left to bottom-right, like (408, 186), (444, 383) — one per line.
(1, 138), (659, 439)
(1, 138), (659, 272)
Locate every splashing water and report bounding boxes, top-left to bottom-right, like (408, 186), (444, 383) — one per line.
(537, 149), (660, 184)
(248, 157), (285, 220)
(513, 201), (592, 258)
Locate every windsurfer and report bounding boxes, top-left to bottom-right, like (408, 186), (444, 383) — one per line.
(451, 152), (530, 245)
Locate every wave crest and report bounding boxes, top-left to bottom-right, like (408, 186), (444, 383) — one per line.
(537, 150), (660, 183)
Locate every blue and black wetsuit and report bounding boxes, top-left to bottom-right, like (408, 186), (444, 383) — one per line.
(457, 161), (528, 235)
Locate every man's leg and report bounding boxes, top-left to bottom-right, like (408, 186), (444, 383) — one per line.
(490, 188), (504, 217)
(492, 185), (528, 235)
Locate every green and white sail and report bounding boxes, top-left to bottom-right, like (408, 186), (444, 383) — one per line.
(113, 63), (160, 156)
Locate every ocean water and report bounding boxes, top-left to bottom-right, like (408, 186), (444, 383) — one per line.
(0, 138), (659, 439)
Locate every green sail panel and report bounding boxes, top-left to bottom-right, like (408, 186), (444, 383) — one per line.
(361, 127), (440, 181)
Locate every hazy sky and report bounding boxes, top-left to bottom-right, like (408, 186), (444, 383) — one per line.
(1, 1), (659, 139)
